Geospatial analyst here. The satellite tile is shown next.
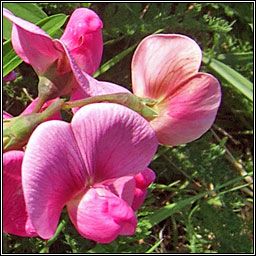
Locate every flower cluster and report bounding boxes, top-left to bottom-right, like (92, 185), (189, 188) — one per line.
(3, 7), (221, 243)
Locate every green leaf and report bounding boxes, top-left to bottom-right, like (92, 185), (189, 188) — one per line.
(3, 3), (47, 40)
(93, 42), (139, 78)
(145, 239), (163, 253)
(147, 191), (209, 228)
(147, 173), (252, 229)
(202, 56), (253, 101)
(216, 52), (253, 66)
(3, 14), (67, 77)
(36, 14), (68, 37)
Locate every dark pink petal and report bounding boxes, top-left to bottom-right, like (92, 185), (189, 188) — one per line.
(22, 120), (89, 239)
(151, 73), (221, 145)
(3, 8), (59, 75)
(3, 111), (13, 119)
(3, 150), (37, 237)
(71, 103), (158, 183)
(132, 34), (202, 100)
(60, 8), (103, 75)
(132, 168), (155, 210)
(67, 186), (137, 243)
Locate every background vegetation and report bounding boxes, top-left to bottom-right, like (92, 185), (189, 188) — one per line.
(3, 2), (254, 253)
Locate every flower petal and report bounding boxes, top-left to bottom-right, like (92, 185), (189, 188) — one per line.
(3, 150), (37, 237)
(132, 34), (202, 100)
(71, 103), (158, 183)
(151, 73), (221, 145)
(132, 168), (155, 210)
(104, 176), (136, 206)
(22, 120), (89, 239)
(3, 8), (59, 75)
(60, 8), (103, 75)
(67, 186), (137, 243)
(3, 111), (13, 119)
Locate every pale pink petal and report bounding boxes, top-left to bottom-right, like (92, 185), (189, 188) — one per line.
(22, 121), (89, 239)
(71, 103), (158, 183)
(3, 8), (59, 75)
(70, 73), (131, 114)
(150, 73), (221, 145)
(3, 150), (37, 237)
(60, 8), (103, 75)
(132, 168), (155, 210)
(20, 98), (62, 120)
(131, 34), (202, 99)
(67, 186), (137, 243)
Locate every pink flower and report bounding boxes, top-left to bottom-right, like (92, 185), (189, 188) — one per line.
(3, 150), (37, 237)
(22, 103), (158, 243)
(3, 7), (103, 91)
(3, 99), (63, 236)
(131, 34), (222, 146)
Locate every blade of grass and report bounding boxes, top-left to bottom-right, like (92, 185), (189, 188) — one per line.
(216, 52), (253, 66)
(93, 42), (139, 78)
(147, 172), (253, 228)
(145, 239), (163, 253)
(202, 56), (253, 101)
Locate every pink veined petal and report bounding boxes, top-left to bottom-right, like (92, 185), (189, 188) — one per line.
(150, 73), (221, 146)
(67, 186), (137, 243)
(71, 103), (158, 183)
(132, 168), (156, 211)
(70, 73), (131, 114)
(60, 8), (103, 75)
(3, 8), (59, 75)
(20, 98), (62, 120)
(131, 34), (202, 100)
(104, 176), (136, 206)
(3, 150), (37, 237)
(22, 120), (89, 239)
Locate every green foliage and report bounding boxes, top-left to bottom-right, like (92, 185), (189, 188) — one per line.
(3, 2), (253, 254)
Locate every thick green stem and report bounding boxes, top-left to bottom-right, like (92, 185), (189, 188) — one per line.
(63, 93), (158, 121)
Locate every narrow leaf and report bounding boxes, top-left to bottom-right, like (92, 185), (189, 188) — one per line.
(93, 43), (138, 78)
(203, 56), (253, 101)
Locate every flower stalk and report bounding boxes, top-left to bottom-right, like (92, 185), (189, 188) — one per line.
(62, 93), (158, 121)
(3, 99), (65, 152)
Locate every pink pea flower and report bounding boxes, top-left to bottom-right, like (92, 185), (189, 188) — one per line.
(3, 150), (37, 237)
(22, 103), (158, 243)
(3, 98), (63, 236)
(3, 7), (103, 91)
(131, 34), (222, 146)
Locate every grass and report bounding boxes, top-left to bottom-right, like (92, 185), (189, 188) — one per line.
(2, 2), (254, 254)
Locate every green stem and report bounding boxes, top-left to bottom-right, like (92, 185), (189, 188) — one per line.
(39, 218), (66, 253)
(62, 93), (158, 121)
